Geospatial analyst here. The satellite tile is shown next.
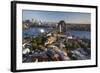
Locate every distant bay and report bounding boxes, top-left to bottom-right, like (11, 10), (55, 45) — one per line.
(23, 27), (90, 40)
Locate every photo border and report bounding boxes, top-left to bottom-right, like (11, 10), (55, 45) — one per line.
(11, 1), (98, 72)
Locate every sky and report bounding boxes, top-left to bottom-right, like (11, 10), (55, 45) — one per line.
(22, 10), (91, 24)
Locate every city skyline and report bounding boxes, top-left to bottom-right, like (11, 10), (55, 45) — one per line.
(23, 10), (91, 24)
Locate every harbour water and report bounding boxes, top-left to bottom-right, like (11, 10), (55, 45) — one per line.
(23, 27), (91, 40)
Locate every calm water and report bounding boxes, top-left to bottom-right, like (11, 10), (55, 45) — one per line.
(23, 27), (50, 37)
(23, 27), (91, 39)
(68, 30), (91, 39)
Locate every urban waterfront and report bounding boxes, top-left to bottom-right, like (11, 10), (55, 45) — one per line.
(22, 10), (91, 63)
